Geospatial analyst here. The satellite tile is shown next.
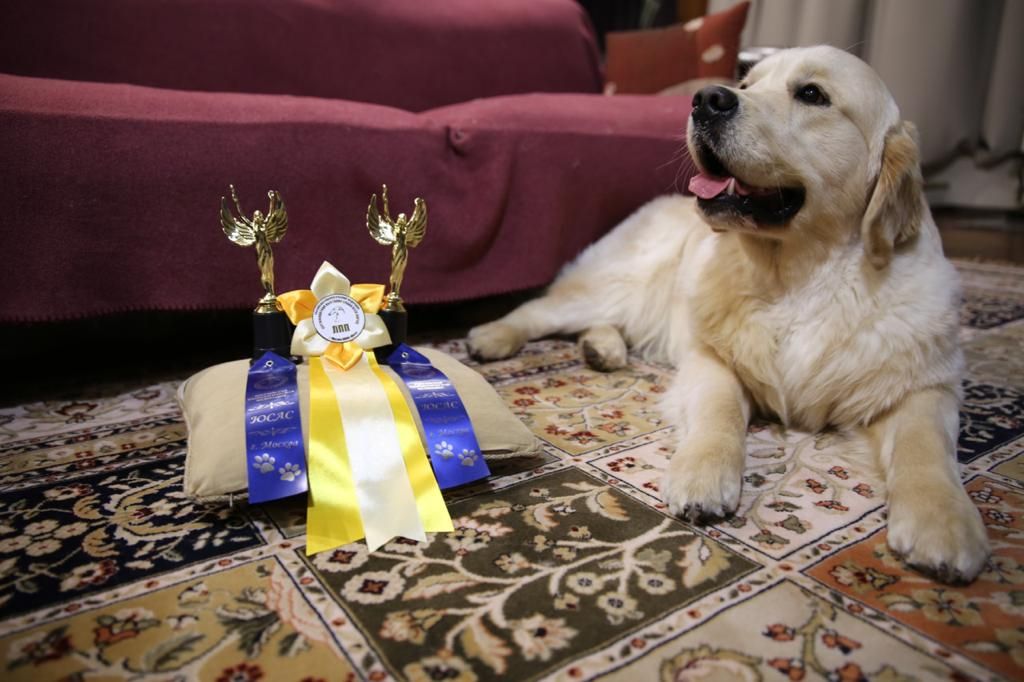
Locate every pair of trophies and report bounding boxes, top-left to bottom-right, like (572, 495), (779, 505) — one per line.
(220, 185), (425, 360)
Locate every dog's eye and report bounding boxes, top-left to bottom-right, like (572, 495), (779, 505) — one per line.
(795, 83), (829, 106)
(738, 81), (748, 90)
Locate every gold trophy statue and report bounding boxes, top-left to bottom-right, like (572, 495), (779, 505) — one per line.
(220, 185), (294, 361)
(367, 184), (427, 353)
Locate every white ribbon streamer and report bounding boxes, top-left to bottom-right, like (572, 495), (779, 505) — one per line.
(322, 353), (426, 550)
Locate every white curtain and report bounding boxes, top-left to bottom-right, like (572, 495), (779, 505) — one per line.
(709, 0), (1023, 209)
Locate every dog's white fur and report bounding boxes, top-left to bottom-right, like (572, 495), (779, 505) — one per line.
(468, 46), (989, 582)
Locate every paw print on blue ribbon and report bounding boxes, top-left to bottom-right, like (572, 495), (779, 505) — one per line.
(253, 453), (276, 474)
(434, 440), (455, 460)
(279, 462), (302, 482)
(459, 449), (478, 467)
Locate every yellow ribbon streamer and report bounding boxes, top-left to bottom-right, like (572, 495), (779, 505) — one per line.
(306, 357), (364, 554)
(367, 354), (454, 533)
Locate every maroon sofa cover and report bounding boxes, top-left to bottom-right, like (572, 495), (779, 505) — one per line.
(0, 74), (694, 322)
(0, 0), (603, 112)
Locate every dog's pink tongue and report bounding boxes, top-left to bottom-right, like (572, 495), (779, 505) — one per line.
(689, 172), (733, 199)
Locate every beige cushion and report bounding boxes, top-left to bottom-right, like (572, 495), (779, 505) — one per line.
(178, 347), (540, 503)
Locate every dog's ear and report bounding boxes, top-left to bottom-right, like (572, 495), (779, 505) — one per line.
(861, 121), (924, 269)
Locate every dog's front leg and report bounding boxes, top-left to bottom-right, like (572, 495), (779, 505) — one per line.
(866, 388), (990, 583)
(661, 347), (750, 523)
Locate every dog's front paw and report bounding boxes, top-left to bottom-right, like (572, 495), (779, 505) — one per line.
(580, 325), (627, 372)
(887, 490), (990, 584)
(662, 438), (744, 524)
(466, 322), (527, 361)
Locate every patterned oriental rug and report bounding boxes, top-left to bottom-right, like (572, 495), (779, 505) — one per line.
(1, 260), (1022, 681)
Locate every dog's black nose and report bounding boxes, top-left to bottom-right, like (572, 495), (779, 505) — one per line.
(692, 85), (738, 125)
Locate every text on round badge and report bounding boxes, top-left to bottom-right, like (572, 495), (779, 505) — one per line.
(312, 294), (366, 343)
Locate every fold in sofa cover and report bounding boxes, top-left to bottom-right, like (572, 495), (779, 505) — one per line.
(0, 0), (603, 112)
(0, 73), (694, 322)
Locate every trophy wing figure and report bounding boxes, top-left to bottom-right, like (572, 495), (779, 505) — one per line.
(263, 190), (289, 244)
(404, 198), (427, 249)
(220, 185), (288, 312)
(367, 192), (397, 245)
(220, 196), (256, 247)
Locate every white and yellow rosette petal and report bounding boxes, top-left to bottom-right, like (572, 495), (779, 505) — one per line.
(279, 261), (390, 370)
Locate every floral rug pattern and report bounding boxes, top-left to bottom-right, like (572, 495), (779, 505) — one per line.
(1, 260), (1022, 681)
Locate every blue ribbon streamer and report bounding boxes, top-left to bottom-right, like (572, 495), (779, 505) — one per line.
(245, 351), (308, 503)
(385, 344), (490, 489)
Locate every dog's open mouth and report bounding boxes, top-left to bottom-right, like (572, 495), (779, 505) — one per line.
(689, 148), (805, 226)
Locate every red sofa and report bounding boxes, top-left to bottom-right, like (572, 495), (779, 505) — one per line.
(0, 0), (694, 322)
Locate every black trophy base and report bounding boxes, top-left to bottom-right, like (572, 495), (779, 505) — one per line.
(374, 308), (407, 362)
(252, 310), (293, 363)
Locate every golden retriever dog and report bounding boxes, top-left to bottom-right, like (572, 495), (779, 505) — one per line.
(467, 46), (990, 583)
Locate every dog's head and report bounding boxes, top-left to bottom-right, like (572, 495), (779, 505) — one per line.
(686, 45), (923, 267)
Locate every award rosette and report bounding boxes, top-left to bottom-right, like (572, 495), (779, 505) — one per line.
(384, 344), (491, 489)
(277, 261), (453, 554)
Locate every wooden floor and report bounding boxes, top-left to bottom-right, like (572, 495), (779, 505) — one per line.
(935, 208), (1024, 264)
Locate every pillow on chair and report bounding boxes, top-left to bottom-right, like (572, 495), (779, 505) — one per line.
(604, 1), (750, 95)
